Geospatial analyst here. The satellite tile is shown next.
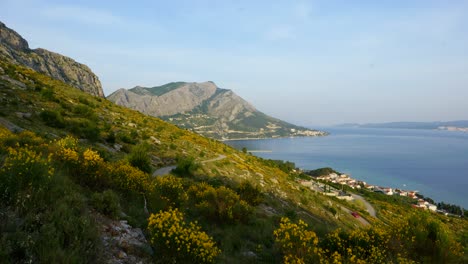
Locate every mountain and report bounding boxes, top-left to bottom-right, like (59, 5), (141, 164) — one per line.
(108, 81), (326, 139)
(0, 44), (466, 263)
(0, 21), (104, 97)
(337, 120), (468, 130)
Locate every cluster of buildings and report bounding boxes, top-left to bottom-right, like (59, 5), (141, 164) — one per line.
(289, 128), (327, 136)
(308, 173), (439, 212)
(437, 126), (468, 132)
(315, 173), (363, 189)
(298, 175), (355, 201)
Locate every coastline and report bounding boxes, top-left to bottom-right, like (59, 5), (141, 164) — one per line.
(220, 132), (329, 142)
(224, 128), (468, 209)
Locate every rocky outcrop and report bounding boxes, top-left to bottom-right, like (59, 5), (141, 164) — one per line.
(0, 21), (104, 97)
(94, 213), (152, 264)
(107, 82), (256, 121)
(108, 82), (217, 116)
(108, 81), (326, 139)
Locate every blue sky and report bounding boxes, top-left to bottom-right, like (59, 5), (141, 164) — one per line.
(1, 0), (468, 126)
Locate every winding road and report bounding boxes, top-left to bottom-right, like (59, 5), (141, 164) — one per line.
(152, 165), (177, 177)
(351, 193), (376, 217)
(340, 206), (370, 226)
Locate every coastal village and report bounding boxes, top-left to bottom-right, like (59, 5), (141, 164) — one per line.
(298, 172), (444, 213)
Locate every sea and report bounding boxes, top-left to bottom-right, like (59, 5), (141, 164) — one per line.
(225, 127), (468, 209)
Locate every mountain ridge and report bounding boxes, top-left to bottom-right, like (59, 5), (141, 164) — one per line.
(108, 81), (326, 139)
(0, 21), (104, 97)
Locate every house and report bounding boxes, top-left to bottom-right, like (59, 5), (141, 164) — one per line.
(299, 180), (313, 187)
(427, 204), (437, 211)
(417, 199), (427, 209)
(383, 188), (393, 195)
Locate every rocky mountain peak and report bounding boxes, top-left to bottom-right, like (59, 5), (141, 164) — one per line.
(0, 22), (29, 51)
(0, 21), (104, 97)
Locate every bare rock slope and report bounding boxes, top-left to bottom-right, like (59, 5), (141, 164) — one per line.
(0, 21), (104, 97)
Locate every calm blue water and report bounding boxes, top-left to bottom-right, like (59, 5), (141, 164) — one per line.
(225, 127), (468, 208)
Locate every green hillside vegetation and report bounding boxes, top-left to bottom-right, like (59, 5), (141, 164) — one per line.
(0, 60), (466, 263)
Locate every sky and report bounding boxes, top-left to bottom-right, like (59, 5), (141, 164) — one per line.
(1, 0), (468, 126)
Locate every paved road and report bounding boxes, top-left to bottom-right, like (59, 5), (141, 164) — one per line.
(340, 206), (370, 226)
(152, 155), (227, 177)
(152, 165), (177, 177)
(351, 193), (376, 217)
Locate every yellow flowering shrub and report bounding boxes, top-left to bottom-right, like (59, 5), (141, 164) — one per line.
(153, 175), (188, 208)
(319, 227), (389, 264)
(55, 136), (80, 164)
(56, 135), (79, 149)
(0, 146), (53, 206)
(109, 160), (150, 194)
(82, 148), (103, 167)
(72, 148), (109, 189)
(147, 208), (221, 263)
(187, 183), (253, 223)
(273, 217), (319, 264)
(0, 130), (44, 153)
(0, 126), (11, 138)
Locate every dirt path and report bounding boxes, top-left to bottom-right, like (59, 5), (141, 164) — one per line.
(201, 154), (226, 164)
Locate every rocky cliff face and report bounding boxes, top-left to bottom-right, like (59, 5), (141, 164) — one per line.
(0, 21), (104, 97)
(108, 81), (326, 139)
(108, 82), (217, 116)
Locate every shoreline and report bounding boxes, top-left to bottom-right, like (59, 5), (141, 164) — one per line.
(220, 132), (329, 142)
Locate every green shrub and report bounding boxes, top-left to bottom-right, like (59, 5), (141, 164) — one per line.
(91, 190), (121, 218)
(389, 213), (464, 263)
(187, 183), (253, 224)
(40, 88), (55, 100)
(73, 104), (96, 119)
(40, 110), (66, 128)
(173, 157), (199, 177)
(106, 131), (116, 144)
(78, 95), (94, 107)
(237, 181), (263, 206)
(67, 119), (101, 142)
(127, 144), (152, 173)
(119, 132), (137, 144)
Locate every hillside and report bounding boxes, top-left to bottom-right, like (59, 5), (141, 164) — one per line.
(1, 57), (466, 263)
(0, 21), (104, 97)
(107, 82), (326, 140)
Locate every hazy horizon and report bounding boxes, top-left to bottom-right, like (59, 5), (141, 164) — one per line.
(1, 0), (467, 126)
